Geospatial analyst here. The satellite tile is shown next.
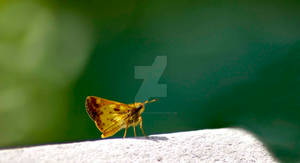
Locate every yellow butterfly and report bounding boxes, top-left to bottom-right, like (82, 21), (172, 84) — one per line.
(85, 96), (158, 138)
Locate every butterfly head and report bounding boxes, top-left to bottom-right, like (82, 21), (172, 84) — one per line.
(132, 102), (144, 115)
(134, 98), (158, 114)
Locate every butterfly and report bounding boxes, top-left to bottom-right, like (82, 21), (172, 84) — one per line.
(85, 96), (158, 138)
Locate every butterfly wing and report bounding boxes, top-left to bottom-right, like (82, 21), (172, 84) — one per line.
(85, 96), (132, 138)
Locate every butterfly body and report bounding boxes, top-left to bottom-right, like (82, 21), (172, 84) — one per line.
(85, 96), (157, 138)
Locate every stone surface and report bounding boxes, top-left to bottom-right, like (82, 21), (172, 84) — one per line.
(0, 128), (278, 163)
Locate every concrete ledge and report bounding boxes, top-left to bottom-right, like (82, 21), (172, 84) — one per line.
(0, 128), (278, 163)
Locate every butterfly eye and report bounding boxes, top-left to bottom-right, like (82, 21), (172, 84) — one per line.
(136, 105), (143, 110)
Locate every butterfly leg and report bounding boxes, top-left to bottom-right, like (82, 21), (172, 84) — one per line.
(123, 125), (128, 138)
(133, 126), (136, 137)
(139, 117), (146, 137)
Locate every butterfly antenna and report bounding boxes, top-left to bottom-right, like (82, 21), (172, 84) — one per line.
(144, 98), (158, 104)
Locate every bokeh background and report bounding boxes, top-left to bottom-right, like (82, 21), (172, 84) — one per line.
(0, 0), (299, 162)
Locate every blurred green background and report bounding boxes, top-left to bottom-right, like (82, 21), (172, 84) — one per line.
(0, 0), (299, 162)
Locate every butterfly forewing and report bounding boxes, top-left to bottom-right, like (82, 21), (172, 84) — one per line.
(85, 96), (133, 138)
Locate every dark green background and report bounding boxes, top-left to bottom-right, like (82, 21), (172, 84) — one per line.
(0, 0), (299, 162)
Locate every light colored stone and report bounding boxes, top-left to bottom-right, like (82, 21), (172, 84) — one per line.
(0, 128), (278, 163)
